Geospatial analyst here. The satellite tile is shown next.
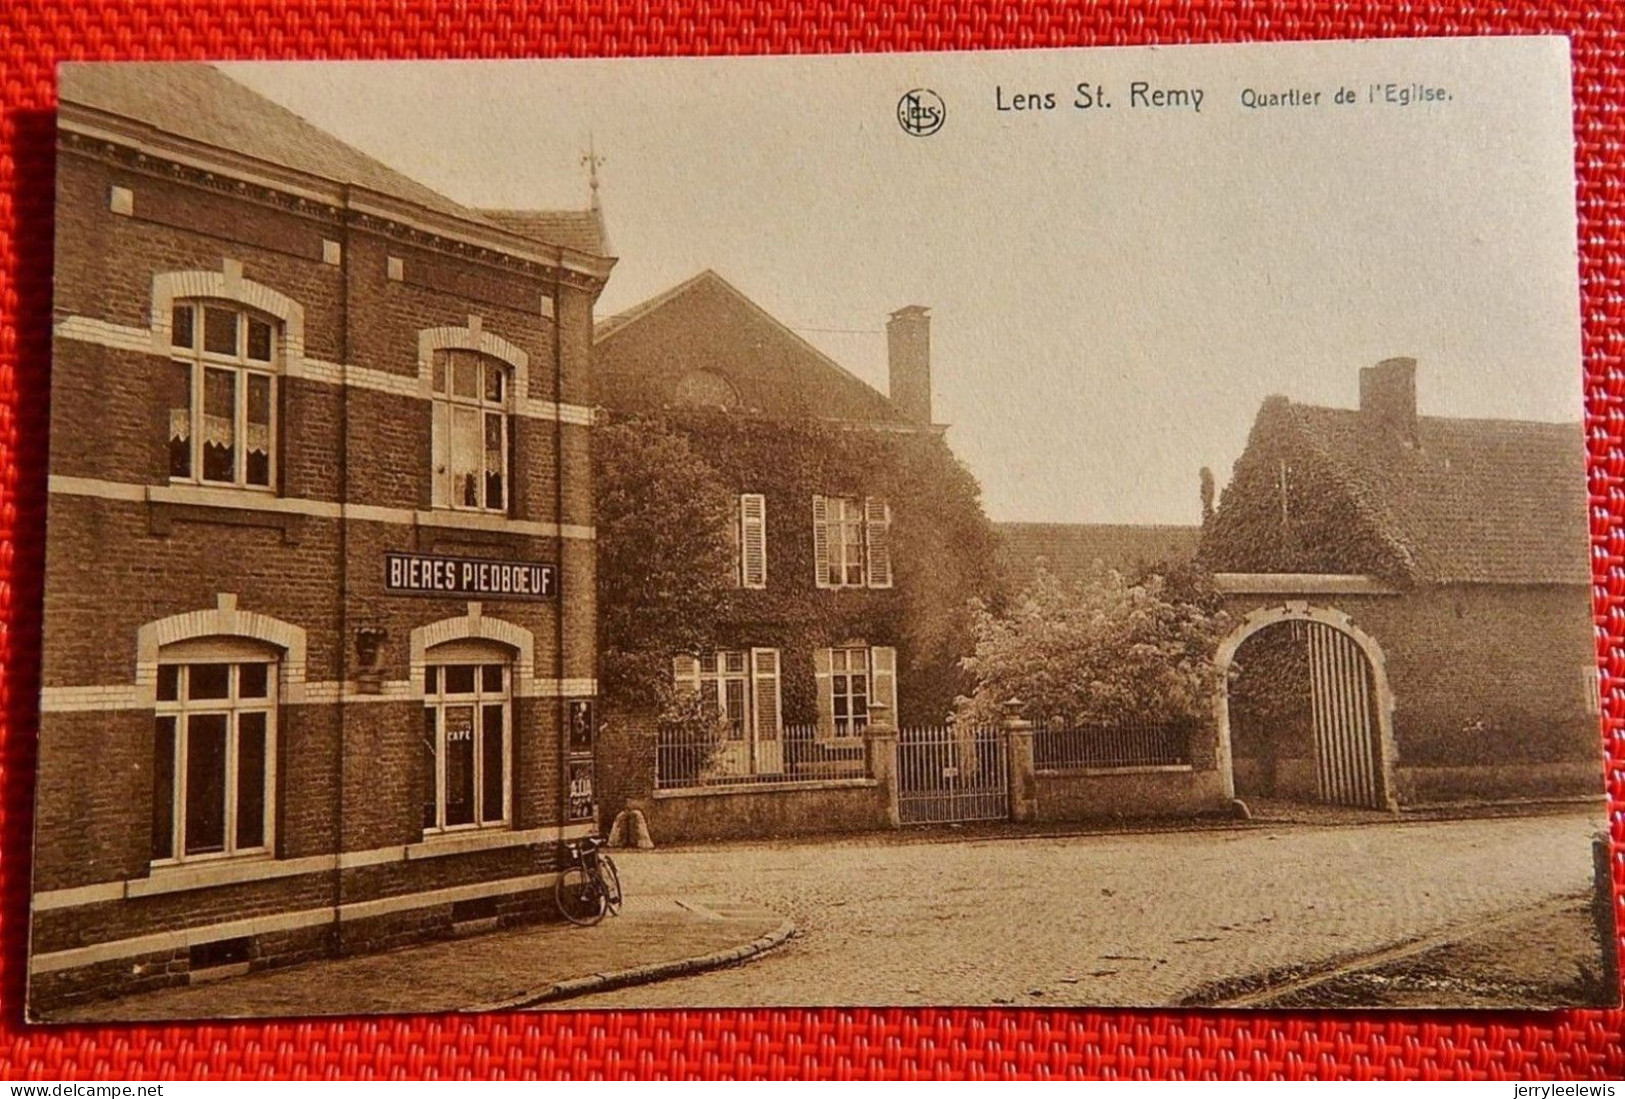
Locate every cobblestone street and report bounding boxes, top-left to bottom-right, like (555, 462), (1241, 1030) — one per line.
(568, 809), (1605, 1008)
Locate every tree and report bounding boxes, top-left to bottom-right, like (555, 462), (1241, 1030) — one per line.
(956, 562), (1230, 729)
(594, 415), (738, 709)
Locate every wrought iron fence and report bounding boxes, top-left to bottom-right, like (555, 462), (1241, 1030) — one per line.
(897, 723), (1009, 824)
(655, 722), (869, 790)
(1032, 716), (1193, 770)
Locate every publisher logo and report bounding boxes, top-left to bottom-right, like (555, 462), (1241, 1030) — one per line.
(897, 89), (946, 136)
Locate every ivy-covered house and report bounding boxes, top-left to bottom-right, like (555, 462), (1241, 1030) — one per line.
(591, 270), (998, 839)
(1201, 357), (1601, 806)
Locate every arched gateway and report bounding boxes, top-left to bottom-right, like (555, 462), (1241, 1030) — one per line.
(1214, 601), (1399, 812)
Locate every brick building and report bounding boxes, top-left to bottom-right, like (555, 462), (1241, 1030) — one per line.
(590, 271), (999, 840)
(31, 63), (613, 1011)
(1200, 358), (1601, 807)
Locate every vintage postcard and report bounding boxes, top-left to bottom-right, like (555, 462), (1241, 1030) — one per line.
(30, 36), (1608, 1020)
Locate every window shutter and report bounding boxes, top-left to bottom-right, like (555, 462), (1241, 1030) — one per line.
(751, 648), (782, 742)
(812, 495), (832, 589)
(865, 497), (892, 589)
(672, 653), (701, 696)
(870, 646), (898, 726)
(814, 647), (835, 738)
(740, 493), (768, 589)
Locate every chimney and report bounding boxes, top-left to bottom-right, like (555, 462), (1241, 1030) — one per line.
(887, 305), (932, 425)
(1359, 357), (1418, 445)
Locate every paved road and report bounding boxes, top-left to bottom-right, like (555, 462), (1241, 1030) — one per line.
(569, 810), (1605, 1008)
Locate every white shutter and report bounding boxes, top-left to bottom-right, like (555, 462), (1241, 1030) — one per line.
(812, 494), (832, 589)
(672, 653), (701, 696)
(865, 497), (892, 589)
(751, 648), (782, 742)
(740, 493), (767, 589)
(814, 647), (835, 738)
(870, 646), (898, 726)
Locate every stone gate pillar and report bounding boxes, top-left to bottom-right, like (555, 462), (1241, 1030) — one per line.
(865, 704), (901, 829)
(1001, 700), (1038, 823)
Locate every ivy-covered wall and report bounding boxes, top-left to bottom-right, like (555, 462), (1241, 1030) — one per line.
(1200, 397), (1412, 582)
(642, 409), (1003, 727)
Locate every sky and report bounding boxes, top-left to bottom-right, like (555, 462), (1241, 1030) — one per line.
(227, 37), (1583, 525)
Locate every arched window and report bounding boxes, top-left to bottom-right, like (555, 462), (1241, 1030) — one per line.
(152, 636), (279, 862)
(673, 369), (740, 410)
(168, 301), (279, 489)
(422, 640), (512, 832)
(431, 349), (510, 512)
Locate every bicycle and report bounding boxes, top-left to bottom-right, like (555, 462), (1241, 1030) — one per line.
(555, 836), (623, 926)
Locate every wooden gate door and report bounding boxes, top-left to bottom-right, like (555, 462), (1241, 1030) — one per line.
(1306, 622), (1383, 808)
(898, 724), (1010, 824)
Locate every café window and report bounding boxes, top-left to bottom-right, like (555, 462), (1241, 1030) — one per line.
(422, 646), (511, 832)
(168, 302), (278, 489)
(152, 641), (278, 863)
(431, 349), (511, 513)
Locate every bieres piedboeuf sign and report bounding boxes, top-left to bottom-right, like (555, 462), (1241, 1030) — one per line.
(385, 552), (557, 601)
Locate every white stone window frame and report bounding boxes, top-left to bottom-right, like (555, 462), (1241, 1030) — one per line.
(167, 302), (281, 490)
(411, 607), (535, 836)
(421, 642), (514, 834)
(152, 640), (279, 866)
(420, 321), (529, 516)
(150, 264), (305, 495)
(136, 595), (307, 869)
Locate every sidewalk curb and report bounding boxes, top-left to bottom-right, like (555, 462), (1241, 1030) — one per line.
(462, 917), (796, 1012)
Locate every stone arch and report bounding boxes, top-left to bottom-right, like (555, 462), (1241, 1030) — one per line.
(409, 604), (536, 697)
(136, 593), (308, 704)
(1213, 600), (1398, 811)
(150, 260), (307, 365)
(417, 317), (530, 403)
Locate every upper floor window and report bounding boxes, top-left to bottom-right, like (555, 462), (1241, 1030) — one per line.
(431, 349), (510, 513)
(153, 646), (277, 863)
(168, 302), (278, 489)
(812, 495), (892, 589)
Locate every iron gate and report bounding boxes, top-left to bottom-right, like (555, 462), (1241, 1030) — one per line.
(898, 724), (1010, 824)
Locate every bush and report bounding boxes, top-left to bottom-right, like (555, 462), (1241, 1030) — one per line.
(957, 562), (1229, 728)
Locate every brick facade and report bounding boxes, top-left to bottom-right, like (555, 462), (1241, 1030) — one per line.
(1204, 362), (1602, 807)
(30, 74), (614, 1011)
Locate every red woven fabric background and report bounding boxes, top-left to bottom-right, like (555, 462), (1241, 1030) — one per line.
(0, 0), (1621, 1080)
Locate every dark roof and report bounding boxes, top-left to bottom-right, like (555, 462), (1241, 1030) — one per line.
(593, 269), (903, 423)
(60, 63), (604, 255)
(1280, 403), (1589, 585)
(474, 208), (609, 257)
(998, 522), (1202, 589)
